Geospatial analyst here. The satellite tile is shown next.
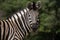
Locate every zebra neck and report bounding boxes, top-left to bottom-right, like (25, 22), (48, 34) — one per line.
(8, 8), (32, 36)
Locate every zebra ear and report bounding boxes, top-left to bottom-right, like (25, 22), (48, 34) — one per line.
(36, 1), (41, 9)
(27, 1), (33, 10)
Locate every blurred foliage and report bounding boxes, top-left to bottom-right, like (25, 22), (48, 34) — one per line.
(0, 0), (60, 40)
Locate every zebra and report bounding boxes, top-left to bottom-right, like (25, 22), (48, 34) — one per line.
(0, 1), (41, 40)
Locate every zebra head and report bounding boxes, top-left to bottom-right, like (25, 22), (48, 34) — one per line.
(27, 1), (41, 32)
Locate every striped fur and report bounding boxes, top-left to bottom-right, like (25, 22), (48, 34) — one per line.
(0, 1), (41, 40)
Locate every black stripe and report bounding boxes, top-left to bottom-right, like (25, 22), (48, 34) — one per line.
(25, 8), (31, 26)
(8, 18), (14, 40)
(16, 31), (22, 40)
(13, 15), (25, 39)
(18, 11), (27, 35)
(25, 8), (31, 30)
(2, 20), (5, 40)
(16, 13), (26, 36)
(26, 8), (32, 30)
(23, 9), (30, 33)
(15, 14), (26, 37)
(20, 10), (30, 35)
(5, 20), (10, 40)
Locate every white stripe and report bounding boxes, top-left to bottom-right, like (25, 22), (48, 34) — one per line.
(23, 8), (32, 32)
(21, 10), (29, 35)
(14, 13), (25, 38)
(21, 11), (24, 15)
(24, 9), (27, 13)
(6, 19), (14, 40)
(11, 16), (15, 22)
(26, 8), (29, 11)
(29, 20), (32, 22)
(17, 12), (27, 34)
(13, 14), (18, 19)
(17, 12), (21, 17)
